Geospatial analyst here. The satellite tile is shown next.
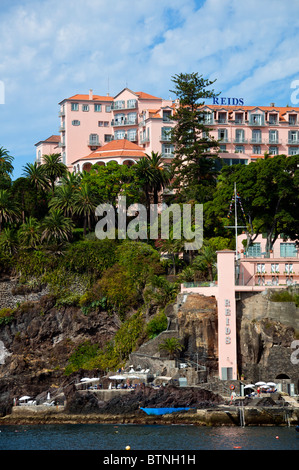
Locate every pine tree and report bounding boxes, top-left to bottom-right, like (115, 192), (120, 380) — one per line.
(170, 72), (220, 203)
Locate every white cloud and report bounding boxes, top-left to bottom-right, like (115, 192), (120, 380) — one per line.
(1, 0), (299, 176)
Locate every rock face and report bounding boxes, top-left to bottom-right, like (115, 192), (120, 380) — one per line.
(64, 385), (224, 415)
(0, 293), (120, 406)
(176, 293), (218, 374)
(177, 291), (298, 388)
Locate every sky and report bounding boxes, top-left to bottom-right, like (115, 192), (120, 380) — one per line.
(1, 0), (299, 179)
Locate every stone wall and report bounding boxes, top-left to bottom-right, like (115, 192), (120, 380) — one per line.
(238, 290), (299, 330)
(0, 277), (49, 310)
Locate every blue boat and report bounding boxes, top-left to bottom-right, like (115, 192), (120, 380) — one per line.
(140, 407), (191, 416)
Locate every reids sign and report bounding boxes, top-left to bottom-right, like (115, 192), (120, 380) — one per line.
(212, 97), (244, 105)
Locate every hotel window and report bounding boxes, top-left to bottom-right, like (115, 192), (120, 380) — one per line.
(105, 105), (111, 112)
(127, 112), (137, 124)
(253, 145), (261, 154)
(250, 113), (264, 125)
(104, 121), (109, 127)
(235, 129), (245, 143)
(268, 114), (278, 125)
(104, 134), (113, 142)
(252, 129), (261, 143)
(288, 130), (299, 143)
(235, 145), (244, 153)
(269, 146), (278, 155)
(89, 133), (99, 145)
(280, 243), (297, 257)
(247, 242), (261, 257)
(72, 120), (80, 126)
(161, 127), (172, 141)
(163, 110), (172, 121)
(162, 144), (174, 156)
(115, 129), (126, 139)
(285, 263), (294, 274)
(271, 263), (279, 273)
(127, 129), (137, 141)
(82, 104), (89, 112)
(94, 104), (102, 112)
(218, 128), (228, 142)
(269, 130), (278, 143)
(218, 112), (227, 123)
(114, 100), (125, 110)
(235, 112), (243, 124)
(71, 103), (79, 111)
(256, 263), (265, 274)
(201, 111), (213, 124)
(288, 147), (299, 155)
(288, 114), (297, 125)
(62, 152), (66, 164)
(219, 145), (226, 152)
(127, 99), (137, 109)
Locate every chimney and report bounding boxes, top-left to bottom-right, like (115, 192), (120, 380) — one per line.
(270, 102), (275, 107)
(89, 89), (93, 100)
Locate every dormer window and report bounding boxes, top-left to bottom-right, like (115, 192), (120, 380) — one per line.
(289, 114), (297, 125)
(268, 114), (278, 125)
(235, 112), (244, 124)
(218, 112), (227, 123)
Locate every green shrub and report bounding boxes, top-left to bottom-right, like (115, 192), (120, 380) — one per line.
(146, 311), (168, 339)
(64, 341), (99, 375)
(270, 290), (296, 303)
(0, 307), (14, 325)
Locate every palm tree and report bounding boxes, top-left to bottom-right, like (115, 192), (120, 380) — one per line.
(42, 153), (68, 193)
(192, 244), (217, 282)
(49, 184), (75, 218)
(60, 171), (82, 188)
(158, 337), (183, 359)
(73, 183), (100, 236)
(40, 209), (74, 245)
(0, 189), (20, 232)
(0, 147), (14, 176)
(0, 227), (19, 255)
(22, 162), (49, 192)
(18, 217), (41, 250)
(145, 151), (172, 205)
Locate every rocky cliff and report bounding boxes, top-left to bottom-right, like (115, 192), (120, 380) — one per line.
(0, 277), (298, 415)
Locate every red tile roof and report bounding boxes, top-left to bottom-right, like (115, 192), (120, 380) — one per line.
(135, 91), (161, 100)
(72, 139), (146, 163)
(67, 94), (113, 101)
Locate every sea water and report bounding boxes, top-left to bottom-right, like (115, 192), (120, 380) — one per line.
(0, 423), (298, 451)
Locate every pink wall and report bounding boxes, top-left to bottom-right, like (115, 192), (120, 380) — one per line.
(216, 250), (238, 380)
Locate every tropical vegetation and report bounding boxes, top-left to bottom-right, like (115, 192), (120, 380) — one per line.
(0, 72), (298, 374)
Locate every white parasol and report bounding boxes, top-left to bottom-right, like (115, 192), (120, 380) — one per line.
(244, 384), (255, 389)
(255, 381), (266, 386)
(109, 375), (127, 380)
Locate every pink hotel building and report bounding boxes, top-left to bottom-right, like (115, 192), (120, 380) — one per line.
(35, 88), (177, 171)
(35, 91), (299, 385)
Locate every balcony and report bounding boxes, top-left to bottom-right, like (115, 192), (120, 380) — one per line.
(160, 134), (172, 142)
(111, 118), (138, 127)
(248, 118), (265, 126)
(58, 142), (65, 148)
(87, 138), (100, 147)
(58, 110), (65, 117)
(140, 136), (150, 144)
(113, 133), (137, 142)
(233, 138), (248, 144)
(111, 101), (137, 110)
(287, 139), (299, 145)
